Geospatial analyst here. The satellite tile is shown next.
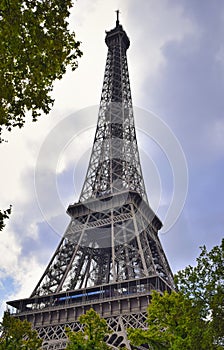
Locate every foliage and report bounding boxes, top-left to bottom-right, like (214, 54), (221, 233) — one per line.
(128, 240), (224, 349)
(175, 239), (224, 346)
(0, 311), (42, 349)
(0, 0), (82, 141)
(128, 290), (216, 350)
(0, 206), (11, 231)
(65, 308), (110, 350)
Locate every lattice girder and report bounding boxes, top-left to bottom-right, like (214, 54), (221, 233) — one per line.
(31, 191), (174, 297)
(7, 17), (175, 350)
(38, 312), (149, 350)
(79, 20), (147, 203)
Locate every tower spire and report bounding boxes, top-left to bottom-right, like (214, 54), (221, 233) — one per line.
(116, 9), (120, 26)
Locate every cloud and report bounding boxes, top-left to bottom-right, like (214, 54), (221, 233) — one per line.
(124, 0), (196, 104)
(208, 119), (224, 155)
(0, 230), (21, 280)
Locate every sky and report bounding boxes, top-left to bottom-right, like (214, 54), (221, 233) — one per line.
(0, 0), (224, 317)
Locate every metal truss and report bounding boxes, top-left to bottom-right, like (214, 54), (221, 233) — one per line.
(9, 276), (171, 349)
(79, 21), (148, 203)
(30, 192), (174, 297)
(38, 312), (148, 350)
(7, 17), (175, 350)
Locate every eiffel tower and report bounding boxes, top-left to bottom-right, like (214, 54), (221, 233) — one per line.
(7, 13), (175, 350)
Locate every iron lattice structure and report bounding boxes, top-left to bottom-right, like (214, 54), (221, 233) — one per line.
(7, 16), (175, 350)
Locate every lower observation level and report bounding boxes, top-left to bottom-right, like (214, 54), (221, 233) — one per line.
(8, 276), (171, 349)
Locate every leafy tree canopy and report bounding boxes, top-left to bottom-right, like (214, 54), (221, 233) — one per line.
(175, 239), (224, 346)
(65, 308), (110, 350)
(0, 0), (82, 141)
(0, 311), (42, 349)
(128, 240), (224, 350)
(128, 290), (216, 350)
(0, 206), (11, 231)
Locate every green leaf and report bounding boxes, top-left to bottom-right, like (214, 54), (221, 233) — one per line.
(65, 309), (110, 350)
(0, 0), (82, 142)
(0, 205), (12, 231)
(0, 311), (42, 349)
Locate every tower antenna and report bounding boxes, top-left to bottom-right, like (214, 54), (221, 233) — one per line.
(116, 9), (120, 26)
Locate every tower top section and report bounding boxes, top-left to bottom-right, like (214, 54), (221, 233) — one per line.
(105, 11), (130, 51)
(79, 15), (148, 203)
